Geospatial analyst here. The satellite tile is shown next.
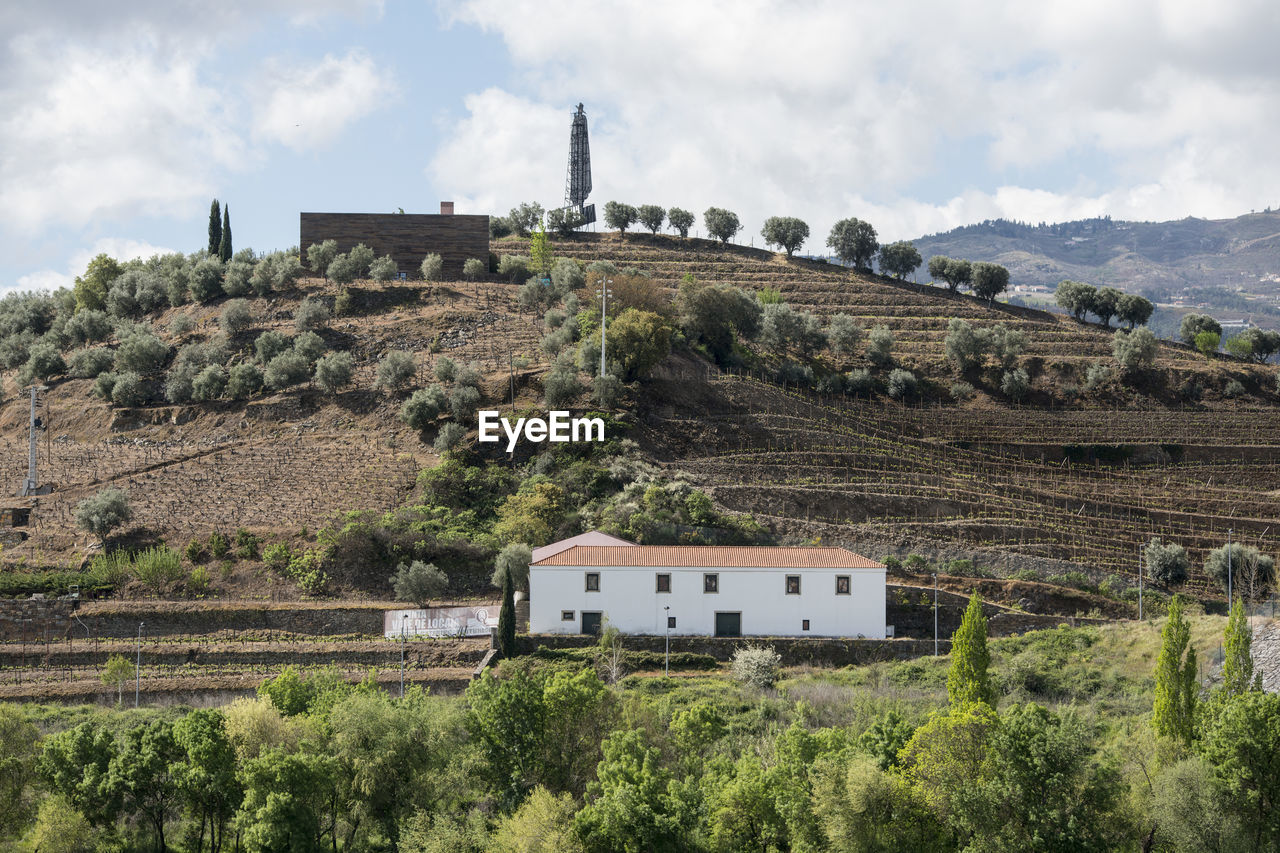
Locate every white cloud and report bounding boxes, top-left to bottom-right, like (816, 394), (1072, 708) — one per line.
(253, 51), (396, 151)
(437, 0), (1280, 245)
(12, 237), (177, 296)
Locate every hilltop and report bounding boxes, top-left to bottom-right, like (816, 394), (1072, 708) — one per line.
(0, 231), (1277, 608)
(906, 210), (1280, 322)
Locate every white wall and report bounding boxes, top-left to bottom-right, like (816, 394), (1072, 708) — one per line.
(529, 564), (886, 638)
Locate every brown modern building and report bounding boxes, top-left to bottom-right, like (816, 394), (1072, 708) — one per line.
(299, 202), (488, 279)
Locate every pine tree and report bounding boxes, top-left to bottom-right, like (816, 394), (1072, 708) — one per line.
(1153, 595), (1198, 746)
(219, 205), (232, 262)
(947, 592), (994, 707)
(1222, 597), (1254, 696)
(497, 570), (516, 658)
(208, 199), (221, 255)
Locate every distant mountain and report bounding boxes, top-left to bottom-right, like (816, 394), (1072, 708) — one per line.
(903, 210), (1280, 319)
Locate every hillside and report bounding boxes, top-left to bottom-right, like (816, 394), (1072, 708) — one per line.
(906, 210), (1280, 319)
(1, 231), (1278, 606)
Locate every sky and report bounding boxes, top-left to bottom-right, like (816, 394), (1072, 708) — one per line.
(3, 0), (1279, 295)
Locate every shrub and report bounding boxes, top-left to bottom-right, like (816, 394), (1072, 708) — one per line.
(65, 308), (113, 344)
(950, 380), (976, 401)
(498, 255), (530, 283)
(188, 565), (212, 594)
(163, 363), (196, 403)
(448, 384), (481, 420)
(886, 368), (917, 399)
(433, 421), (467, 453)
(115, 330), (169, 373)
(420, 253), (444, 282)
(1001, 368), (1030, 401)
(593, 372), (622, 407)
(1194, 330), (1220, 358)
(776, 361), (813, 386)
(227, 363), (264, 399)
(731, 644), (782, 689)
(392, 560), (448, 606)
(168, 313), (195, 336)
(544, 368), (581, 406)
(222, 260), (253, 297)
(1113, 327), (1158, 374)
(235, 528), (260, 559)
(191, 365), (228, 401)
(826, 313), (863, 356)
(1224, 378), (1246, 398)
(263, 542), (292, 571)
(208, 530), (229, 559)
(463, 258), (486, 281)
(264, 351), (310, 391)
(133, 546), (185, 593)
(400, 385), (446, 430)
(867, 325), (894, 366)
(945, 318), (985, 372)
(454, 361), (482, 389)
(1084, 363), (1113, 392)
(847, 368), (875, 395)
(550, 257), (584, 291)
(369, 255), (398, 282)
(219, 298), (253, 335)
(74, 487), (131, 540)
(1046, 571), (1094, 591)
(376, 350), (416, 391)
(433, 356), (458, 383)
(68, 347), (114, 379)
(294, 297), (329, 331)
(189, 257), (225, 303)
(306, 239), (339, 274)
(817, 372), (845, 394)
(314, 352), (354, 393)
(109, 372), (146, 407)
(292, 330), (326, 364)
(1205, 543), (1275, 595)
(1011, 568), (1042, 582)
(185, 538), (206, 564)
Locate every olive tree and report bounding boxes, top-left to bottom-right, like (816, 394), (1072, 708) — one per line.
(760, 216), (809, 257)
(1055, 281), (1097, 321)
(392, 560), (448, 607)
(667, 208), (695, 238)
(1179, 313), (1222, 345)
(637, 205), (666, 234)
(703, 207), (741, 245)
(420, 254), (443, 282)
(75, 487), (132, 541)
(827, 218), (879, 269)
(1144, 537), (1190, 586)
(878, 241), (923, 280)
(970, 262), (1010, 306)
(1113, 327), (1158, 374)
(314, 352), (354, 393)
(603, 201), (638, 235)
(376, 350), (416, 391)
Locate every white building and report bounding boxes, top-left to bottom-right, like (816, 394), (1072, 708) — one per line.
(529, 544), (887, 638)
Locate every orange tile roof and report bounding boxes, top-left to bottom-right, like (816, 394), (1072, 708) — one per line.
(533, 545), (884, 569)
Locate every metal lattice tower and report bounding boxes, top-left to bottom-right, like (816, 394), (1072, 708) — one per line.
(562, 103), (595, 226)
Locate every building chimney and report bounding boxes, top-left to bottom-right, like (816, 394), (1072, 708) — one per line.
(440, 201), (454, 215)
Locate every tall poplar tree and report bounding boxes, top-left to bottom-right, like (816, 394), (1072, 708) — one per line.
(1152, 595), (1197, 746)
(207, 199), (222, 255)
(947, 592), (994, 707)
(1222, 597), (1254, 696)
(219, 205), (232, 262)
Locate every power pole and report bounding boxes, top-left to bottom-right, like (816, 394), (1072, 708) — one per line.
(21, 385), (48, 497)
(135, 622), (145, 708)
(933, 573), (939, 656)
(1228, 528), (1233, 605)
(1138, 543), (1144, 621)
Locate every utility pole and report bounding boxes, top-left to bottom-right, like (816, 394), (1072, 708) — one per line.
(664, 605), (671, 676)
(596, 278), (612, 377)
(1138, 543), (1144, 621)
(21, 385), (48, 497)
(1227, 528), (1233, 605)
(135, 622), (145, 708)
(933, 573), (939, 656)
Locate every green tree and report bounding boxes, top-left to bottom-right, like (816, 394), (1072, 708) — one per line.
(586, 308), (672, 381)
(1113, 327), (1158, 374)
(703, 207), (741, 244)
(491, 786), (584, 853)
(306, 240), (339, 275)
(812, 753), (950, 853)
(603, 201), (639, 235)
(929, 256), (972, 293)
(1221, 598), (1254, 697)
(825, 313), (863, 356)
(1054, 280), (1097, 321)
(420, 253), (444, 282)
(172, 710), (241, 853)
(493, 482), (566, 546)
(74, 487), (131, 541)
(235, 747), (338, 853)
(667, 207), (694, 238)
(944, 318), (985, 372)
(970, 261), (1010, 306)
(1180, 313), (1222, 345)
(38, 722), (121, 828)
(676, 280), (762, 364)
(1144, 536), (1190, 586)
(0, 703), (41, 840)
(761, 216), (810, 257)
(100, 654), (136, 704)
(1199, 691), (1280, 848)
(492, 542), (533, 591)
(376, 350), (416, 391)
(878, 241), (922, 279)
(1205, 543), (1275, 598)
(208, 199), (222, 255)
(498, 569), (517, 658)
(1092, 286), (1122, 327)
(219, 204), (232, 262)
(74, 254), (123, 313)
(866, 324), (894, 367)
(393, 560), (448, 607)
(1152, 595), (1197, 748)
(948, 593), (994, 707)
(529, 225), (555, 278)
(1150, 757), (1247, 853)
(107, 719), (184, 852)
(509, 202), (545, 237)
(636, 205), (665, 234)
(1117, 292), (1154, 329)
(313, 351), (353, 394)
(1194, 330), (1220, 358)
(827, 218), (878, 269)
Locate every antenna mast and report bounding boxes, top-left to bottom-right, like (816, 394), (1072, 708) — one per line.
(561, 103), (595, 228)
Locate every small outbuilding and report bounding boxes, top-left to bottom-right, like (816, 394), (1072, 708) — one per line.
(529, 544), (886, 638)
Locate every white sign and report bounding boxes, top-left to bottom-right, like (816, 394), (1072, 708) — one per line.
(384, 606), (498, 638)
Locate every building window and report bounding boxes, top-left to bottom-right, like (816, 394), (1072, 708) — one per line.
(836, 575), (851, 595)
(704, 573), (719, 593)
(802, 619), (810, 631)
(585, 572), (600, 592)
(786, 575), (801, 595)
(667, 616), (677, 629)
(656, 573), (671, 593)
(562, 610), (575, 621)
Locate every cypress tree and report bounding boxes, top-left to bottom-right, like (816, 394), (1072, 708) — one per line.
(1153, 595), (1198, 746)
(497, 570), (516, 658)
(947, 592), (994, 707)
(1222, 597), (1254, 696)
(208, 199), (221, 255)
(219, 205), (232, 262)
